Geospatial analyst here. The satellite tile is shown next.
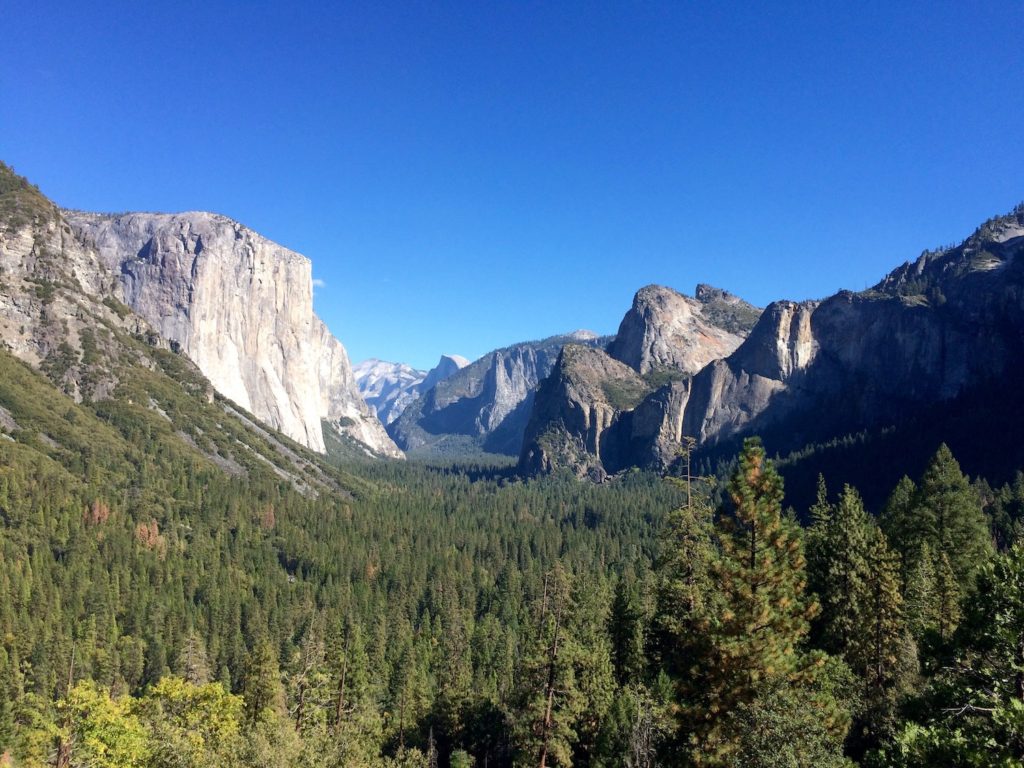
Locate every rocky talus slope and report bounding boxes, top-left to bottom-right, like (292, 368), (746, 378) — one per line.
(63, 210), (400, 458)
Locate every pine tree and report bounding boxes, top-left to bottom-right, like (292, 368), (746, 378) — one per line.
(882, 543), (1024, 764)
(809, 485), (872, 657)
(331, 619), (383, 766)
(177, 628), (211, 685)
(512, 564), (586, 767)
(915, 444), (991, 584)
(849, 527), (911, 751)
(609, 578), (645, 687)
(243, 640), (283, 725)
(881, 476), (919, 577)
(904, 542), (939, 642)
(854, 528), (906, 692)
(653, 471), (717, 685)
(685, 438), (821, 765)
(933, 551), (962, 644)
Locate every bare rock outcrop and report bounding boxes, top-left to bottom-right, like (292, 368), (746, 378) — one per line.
(519, 344), (654, 479)
(519, 284), (760, 476)
(607, 284), (760, 375)
(63, 210), (399, 457)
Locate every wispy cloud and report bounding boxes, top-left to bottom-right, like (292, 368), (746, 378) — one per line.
(312, 278), (326, 289)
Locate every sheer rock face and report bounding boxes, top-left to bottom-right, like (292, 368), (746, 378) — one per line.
(389, 331), (606, 456)
(607, 284), (760, 375)
(63, 210), (400, 457)
(520, 285), (760, 476)
(315, 319), (403, 458)
(681, 299), (820, 448)
(524, 207), (1024, 479)
(685, 207), (1024, 459)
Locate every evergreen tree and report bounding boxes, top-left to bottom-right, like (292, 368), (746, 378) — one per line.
(849, 527), (912, 752)
(177, 628), (212, 686)
(512, 564), (586, 767)
(243, 640), (284, 725)
(933, 551), (962, 644)
(683, 438), (823, 765)
(881, 476), (918, 577)
(608, 578), (645, 687)
(879, 543), (1024, 765)
(331, 619), (383, 766)
(903, 542), (939, 642)
(808, 485), (873, 657)
(653, 472), (717, 688)
(888, 445), (993, 586)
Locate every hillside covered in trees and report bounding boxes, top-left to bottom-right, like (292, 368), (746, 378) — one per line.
(2, 332), (1023, 767)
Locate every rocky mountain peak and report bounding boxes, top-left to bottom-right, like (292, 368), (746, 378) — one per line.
(355, 354), (469, 426)
(606, 284), (760, 375)
(874, 205), (1024, 298)
(421, 353), (470, 392)
(388, 332), (609, 456)
(519, 344), (654, 479)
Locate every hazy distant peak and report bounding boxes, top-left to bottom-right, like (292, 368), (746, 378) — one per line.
(566, 329), (599, 341)
(439, 353), (471, 368)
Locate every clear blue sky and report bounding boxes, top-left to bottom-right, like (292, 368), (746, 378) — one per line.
(3, 1), (1022, 370)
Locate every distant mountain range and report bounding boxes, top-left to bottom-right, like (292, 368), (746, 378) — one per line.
(354, 354), (469, 425)
(387, 331), (609, 456)
(4, 158), (1023, 507)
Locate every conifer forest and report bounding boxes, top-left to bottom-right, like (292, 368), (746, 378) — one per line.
(1, 337), (1022, 766)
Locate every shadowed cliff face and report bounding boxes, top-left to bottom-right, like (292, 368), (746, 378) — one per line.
(62, 210), (401, 458)
(520, 206), (1024, 483)
(687, 208), (1024, 463)
(519, 285), (760, 477)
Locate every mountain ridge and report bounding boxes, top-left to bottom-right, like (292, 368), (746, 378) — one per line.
(519, 204), (1024, 498)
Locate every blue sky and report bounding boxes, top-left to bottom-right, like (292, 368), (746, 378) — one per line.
(3, 1), (1022, 369)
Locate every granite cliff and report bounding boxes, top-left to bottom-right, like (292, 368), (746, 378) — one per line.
(520, 285), (760, 476)
(521, 206), (1024, 492)
(606, 283), (759, 376)
(63, 210), (400, 458)
(0, 161), (379, 486)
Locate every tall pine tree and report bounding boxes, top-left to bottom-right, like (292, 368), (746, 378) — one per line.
(683, 439), (823, 765)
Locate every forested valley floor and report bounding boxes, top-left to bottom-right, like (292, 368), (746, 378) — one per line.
(1, 339), (1023, 767)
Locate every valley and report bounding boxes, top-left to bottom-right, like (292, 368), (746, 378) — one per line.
(1, 160), (1023, 767)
